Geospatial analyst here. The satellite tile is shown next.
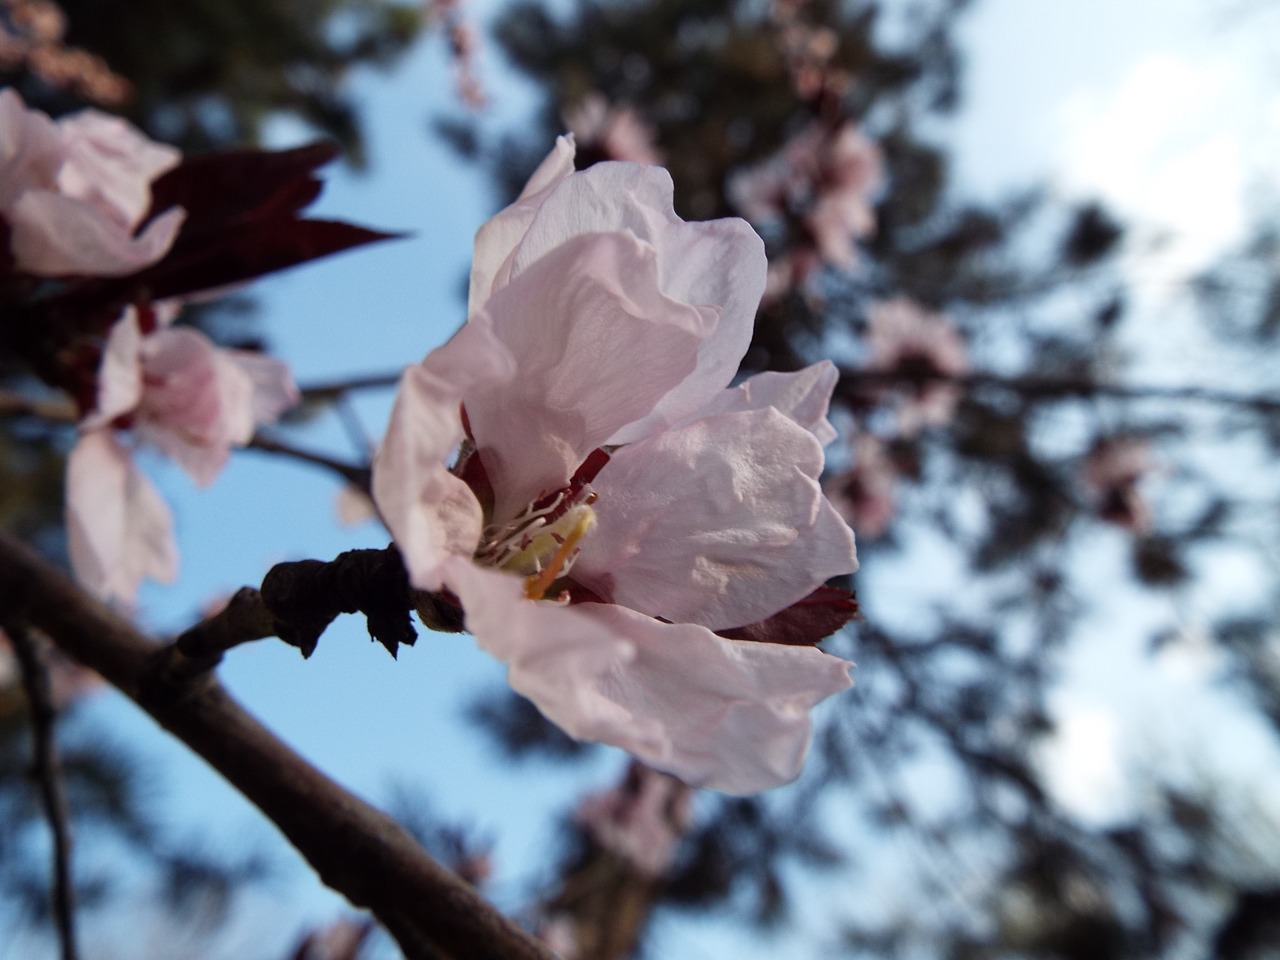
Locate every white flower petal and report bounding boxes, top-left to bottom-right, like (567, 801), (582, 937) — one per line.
(0, 88), (61, 210)
(224, 350), (300, 425)
(575, 407), (857, 631)
(467, 134), (576, 313)
(502, 162), (766, 442)
(9, 194), (184, 277)
(693, 360), (839, 445)
(468, 230), (712, 521)
(372, 316), (517, 590)
(55, 109), (181, 228)
(85, 308), (144, 428)
(66, 431), (177, 604)
(133, 328), (254, 486)
(444, 557), (638, 730)
(448, 558), (852, 794)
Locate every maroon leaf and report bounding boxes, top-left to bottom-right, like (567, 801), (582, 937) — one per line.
(40, 141), (401, 321)
(144, 141), (340, 230)
(718, 585), (860, 647)
(122, 218), (399, 302)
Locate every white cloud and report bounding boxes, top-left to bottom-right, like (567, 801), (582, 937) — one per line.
(1055, 51), (1279, 277)
(1039, 700), (1131, 824)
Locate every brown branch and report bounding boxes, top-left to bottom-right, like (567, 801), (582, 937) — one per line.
(164, 546), (423, 669)
(247, 432), (372, 492)
(0, 389), (76, 422)
(2, 621), (79, 960)
(297, 372), (402, 401)
(839, 368), (1280, 413)
(0, 532), (558, 960)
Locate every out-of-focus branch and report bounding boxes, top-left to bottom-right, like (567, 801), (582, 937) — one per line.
(247, 432), (372, 492)
(0, 532), (558, 960)
(2, 620), (80, 960)
(0, 389), (76, 421)
(839, 368), (1280, 413)
(297, 372), (402, 401)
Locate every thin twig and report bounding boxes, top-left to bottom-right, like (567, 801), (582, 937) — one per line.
(0, 389), (76, 422)
(0, 532), (557, 960)
(840, 369), (1280, 414)
(298, 372), (402, 401)
(247, 432), (372, 492)
(335, 394), (376, 458)
(161, 546), (426, 669)
(3, 621), (79, 960)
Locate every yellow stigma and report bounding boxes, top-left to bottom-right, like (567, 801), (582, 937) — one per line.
(492, 504), (596, 601)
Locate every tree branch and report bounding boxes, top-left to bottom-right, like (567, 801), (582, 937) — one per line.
(2, 621), (80, 960)
(298, 372), (402, 401)
(246, 432), (372, 492)
(839, 368), (1280, 413)
(0, 532), (557, 960)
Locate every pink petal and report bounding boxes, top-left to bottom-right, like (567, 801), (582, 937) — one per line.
(224, 350), (300, 425)
(372, 316), (517, 590)
(574, 605), (852, 793)
(468, 230), (712, 521)
(574, 407), (858, 632)
(693, 360), (839, 445)
(133, 328), (255, 486)
(445, 558), (637, 719)
(9, 192), (184, 277)
(66, 431), (177, 604)
(0, 88), (61, 210)
(467, 134), (576, 313)
(55, 109), (181, 228)
(84, 308), (144, 428)
(448, 556), (852, 794)
(502, 161), (766, 443)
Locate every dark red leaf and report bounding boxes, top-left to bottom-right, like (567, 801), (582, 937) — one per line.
(144, 141), (340, 230)
(718, 585), (860, 647)
(111, 218), (400, 303)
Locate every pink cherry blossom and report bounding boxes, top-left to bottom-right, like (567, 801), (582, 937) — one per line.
(575, 761), (692, 877)
(374, 138), (857, 794)
(865, 297), (968, 435)
(729, 120), (881, 272)
(825, 433), (897, 539)
(67, 304), (299, 603)
(0, 86), (184, 277)
(1081, 437), (1154, 532)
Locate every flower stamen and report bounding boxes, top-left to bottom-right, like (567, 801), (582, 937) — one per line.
(522, 505), (596, 601)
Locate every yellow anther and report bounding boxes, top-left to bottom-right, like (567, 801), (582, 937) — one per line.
(522, 506), (596, 601)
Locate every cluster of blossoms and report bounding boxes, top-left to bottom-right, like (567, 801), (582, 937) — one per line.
(68, 302), (297, 603)
(573, 761), (692, 877)
(373, 136), (858, 793)
(563, 93), (663, 167)
(1080, 437), (1154, 532)
(825, 433), (898, 540)
(423, 0), (487, 109)
(819, 299), (968, 539)
(0, 0), (130, 106)
(2, 89), (299, 603)
(768, 0), (852, 101)
(864, 297), (968, 436)
(730, 120), (882, 297)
